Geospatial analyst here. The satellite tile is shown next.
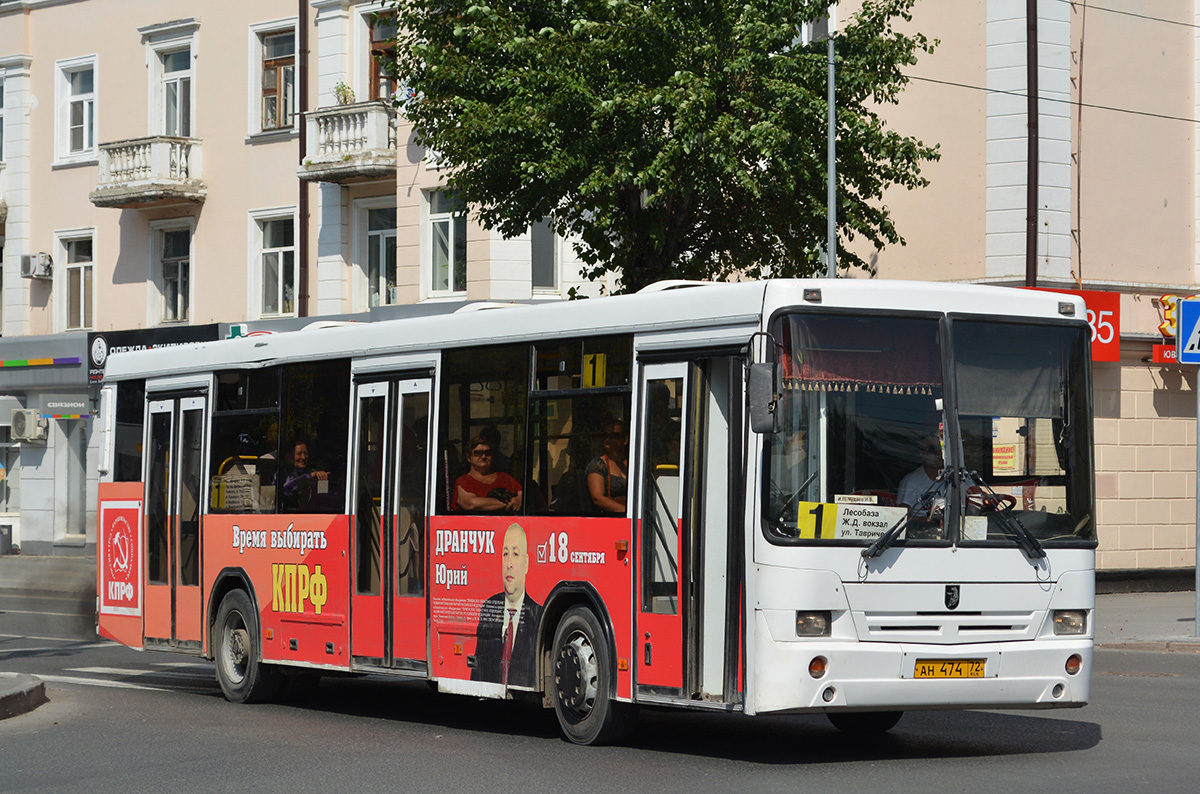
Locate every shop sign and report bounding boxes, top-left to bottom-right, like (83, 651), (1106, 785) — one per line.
(1031, 288), (1121, 362)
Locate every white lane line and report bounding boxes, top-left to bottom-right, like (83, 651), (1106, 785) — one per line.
(0, 634), (108, 645)
(68, 666), (213, 680)
(34, 673), (215, 694)
(0, 609), (91, 618)
(154, 662), (213, 669)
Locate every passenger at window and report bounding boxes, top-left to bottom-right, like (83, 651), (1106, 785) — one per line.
(453, 436), (523, 512)
(280, 439), (330, 510)
(897, 433), (944, 510)
(586, 419), (628, 514)
(479, 424), (512, 474)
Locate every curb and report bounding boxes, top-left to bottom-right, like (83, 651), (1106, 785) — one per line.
(0, 673), (48, 720)
(1096, 641), (1200, 653)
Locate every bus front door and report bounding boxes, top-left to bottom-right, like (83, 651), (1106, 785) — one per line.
(350, 377), (431, 672)
(143, 395), (205, 650)
(636, 357), (741, 704)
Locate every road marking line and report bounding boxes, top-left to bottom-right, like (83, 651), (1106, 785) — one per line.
(35, 673), (215, 694)
(0, 609), (92, 618)
(0, 634), (107, 646)
(68, 666), (213, 680)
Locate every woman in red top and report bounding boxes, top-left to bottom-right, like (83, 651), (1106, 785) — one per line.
(453, 435), (523, 512)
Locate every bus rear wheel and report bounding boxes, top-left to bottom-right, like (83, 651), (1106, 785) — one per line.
(551, 607), (635, 745)
(827, 711), (903, 734)
(214, 589), (281, 703)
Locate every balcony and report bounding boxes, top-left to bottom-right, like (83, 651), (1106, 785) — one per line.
(89, 136), (205, 209)
(298, 101), (397, 184)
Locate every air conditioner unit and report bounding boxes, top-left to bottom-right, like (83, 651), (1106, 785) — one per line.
(19, 252), (53, 279)
(10, 409), (48, 442)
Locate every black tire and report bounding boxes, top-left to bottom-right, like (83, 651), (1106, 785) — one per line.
(551, 606), (636, 745)
(213, 589), (281, 703)
(827, 710), (903, 734)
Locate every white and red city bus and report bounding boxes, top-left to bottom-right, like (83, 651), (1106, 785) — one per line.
(95, 279), (1096, 744)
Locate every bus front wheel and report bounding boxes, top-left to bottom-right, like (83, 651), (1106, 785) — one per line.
(550, 607), (635, 745)
(827, 710), (903, 734)
(214, 589), (281, 703)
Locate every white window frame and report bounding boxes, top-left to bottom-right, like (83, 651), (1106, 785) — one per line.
(148, 218), (194, 325)
(248, 206), (299, 319)
(353, 195), (398, 312)
(54, 55), (98, 164)
(247, 18), (299, 137)
(54, 228), (96, 332)
(422, 189), (467, 299)
(141, 20), (199, 138)
(0, 78), (6, 163)
(353, 1), (392, 104)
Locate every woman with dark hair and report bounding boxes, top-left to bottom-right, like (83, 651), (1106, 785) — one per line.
(453, 435), (523, 512)
(586, 420), (628, 514)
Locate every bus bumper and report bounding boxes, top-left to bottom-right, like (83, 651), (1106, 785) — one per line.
(749, 633), (1093, 715)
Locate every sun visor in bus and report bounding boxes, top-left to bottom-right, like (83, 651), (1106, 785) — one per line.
(954, 348), (1062, 418)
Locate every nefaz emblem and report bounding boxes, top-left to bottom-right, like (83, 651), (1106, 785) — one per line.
(945, 584), (961, 610)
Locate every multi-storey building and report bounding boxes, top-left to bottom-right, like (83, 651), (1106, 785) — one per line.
(0, 0), (1195, 580)
(0, 0), (607, 555)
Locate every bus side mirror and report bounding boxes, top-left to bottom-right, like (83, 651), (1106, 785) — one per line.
(748, 363), (780, 434)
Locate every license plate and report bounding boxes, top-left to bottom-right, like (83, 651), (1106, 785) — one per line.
(914, 659), (985, 679)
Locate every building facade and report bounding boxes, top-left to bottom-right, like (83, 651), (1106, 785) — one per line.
(1, 0), (1197, 576)
(855, 0), (1200, 573)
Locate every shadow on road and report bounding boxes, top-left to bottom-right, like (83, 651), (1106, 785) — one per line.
(275, 674), (1102, 763)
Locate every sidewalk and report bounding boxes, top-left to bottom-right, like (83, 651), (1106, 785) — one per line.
(1, 555), (1198, 721)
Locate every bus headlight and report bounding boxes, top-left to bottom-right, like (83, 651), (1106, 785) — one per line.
(1053, 610), (1087, 635)
(796, 611), (832, 637)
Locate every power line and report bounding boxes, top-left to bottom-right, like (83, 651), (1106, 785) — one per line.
(1049, 0), (1200, 31)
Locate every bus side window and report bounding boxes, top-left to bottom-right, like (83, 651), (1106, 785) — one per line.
(279, 360), (351, 514)
(209, 369), (280, 514)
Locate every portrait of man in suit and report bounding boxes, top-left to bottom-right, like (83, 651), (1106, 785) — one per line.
(471, 523), (542, 687)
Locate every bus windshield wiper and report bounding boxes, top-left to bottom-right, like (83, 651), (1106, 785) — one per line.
(964, 471), (1046, 560)
(769, 468), (819, 531)
(862, 468), (952, 559)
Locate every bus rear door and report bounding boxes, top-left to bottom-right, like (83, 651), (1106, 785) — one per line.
(143, 394), (206, 650)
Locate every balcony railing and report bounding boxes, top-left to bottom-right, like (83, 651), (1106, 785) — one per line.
(90, 136), (205, 209)
(298, 101), (398, 184)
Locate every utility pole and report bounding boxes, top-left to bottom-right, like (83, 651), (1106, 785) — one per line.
(826, 22), (837, 278)
(1025, 0), (1039, 288)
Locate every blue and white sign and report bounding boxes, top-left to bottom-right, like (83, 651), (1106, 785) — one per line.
(1177, 299), (1200, 364)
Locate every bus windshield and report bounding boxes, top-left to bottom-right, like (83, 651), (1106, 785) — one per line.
(763, 311), (1095, 547)
(953, 318), (1095, 545)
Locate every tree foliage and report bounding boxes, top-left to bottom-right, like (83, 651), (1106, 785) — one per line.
(385, 0), (938, 293)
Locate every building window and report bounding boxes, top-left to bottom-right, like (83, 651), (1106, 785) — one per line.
(154, 225), (191, 323)
(531, 219), (556, 290)
(162, 48), (192, 136)
(367, 206), (397, 306)
(261, 31), (295, 130)
(56, 57), (97, 161)
(259, 216), (295, 316)
(65, 236), (94, 330)
(369, 13), (398, 100)
(429, 191), (466, 294)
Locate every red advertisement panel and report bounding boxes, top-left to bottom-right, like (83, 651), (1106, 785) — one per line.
(203, 514), (351, 667)
(1153, 343), (1179, 364)
(1030, 287), (1121, 362)
(97, 482), (145, 649)
(429, 515), (634, 699)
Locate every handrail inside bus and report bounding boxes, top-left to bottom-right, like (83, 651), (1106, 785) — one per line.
(217, 455), (260, 475)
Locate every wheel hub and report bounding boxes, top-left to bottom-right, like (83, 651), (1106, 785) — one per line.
(555, 633), (599, 714)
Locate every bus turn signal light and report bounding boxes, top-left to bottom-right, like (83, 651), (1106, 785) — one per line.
(1053, 610), (1087, 635)
(809, 656), (828, 679)
(1065, 654), (1082, 676)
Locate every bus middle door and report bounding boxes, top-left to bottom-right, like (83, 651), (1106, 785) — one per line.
(350, 376), (431, 672)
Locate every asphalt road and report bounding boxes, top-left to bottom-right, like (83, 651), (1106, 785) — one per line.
(2, 590), (1198, 794)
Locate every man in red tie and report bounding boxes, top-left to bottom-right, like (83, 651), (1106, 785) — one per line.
(471, 523), (542, 687)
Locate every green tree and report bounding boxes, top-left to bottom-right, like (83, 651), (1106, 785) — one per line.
(386, 0), (938, 293)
